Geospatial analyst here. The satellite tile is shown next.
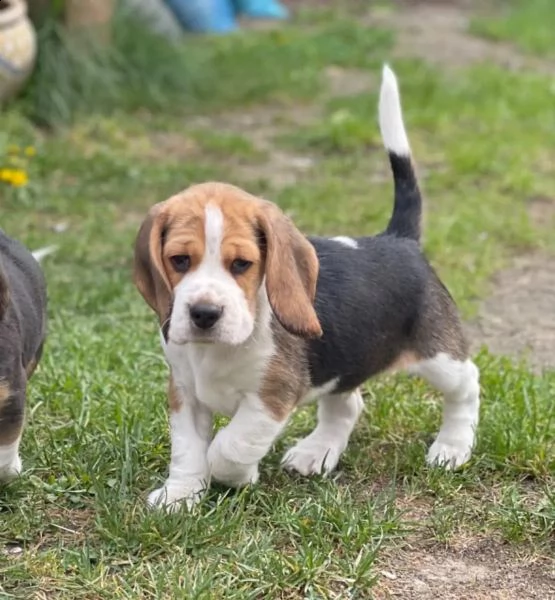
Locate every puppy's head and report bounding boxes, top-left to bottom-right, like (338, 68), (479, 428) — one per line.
(134, 182), (322, 346)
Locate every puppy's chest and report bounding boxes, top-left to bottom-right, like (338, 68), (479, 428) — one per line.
(164, 341), (268, 417)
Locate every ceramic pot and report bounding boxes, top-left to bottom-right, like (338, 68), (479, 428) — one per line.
(0, 0), (36, 103)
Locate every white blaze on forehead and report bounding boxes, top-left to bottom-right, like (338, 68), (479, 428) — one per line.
(204, 203), (224, 263)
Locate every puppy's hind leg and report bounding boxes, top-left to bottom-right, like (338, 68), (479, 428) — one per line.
(411, 354), (480, 469)
(405, 273), (481, 469)
(0, 380), (25, 481)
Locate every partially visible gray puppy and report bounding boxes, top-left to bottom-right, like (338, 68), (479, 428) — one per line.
(0, 231), (55, 481)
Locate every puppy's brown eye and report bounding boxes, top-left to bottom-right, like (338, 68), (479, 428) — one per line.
(170, 255), (191, 273)
(230, 258), (252, 275)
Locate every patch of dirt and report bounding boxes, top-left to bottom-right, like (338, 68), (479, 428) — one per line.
(365, 2), (555, 75)
(232, 151), (315, 188)
(182, 68), (377, 189)
(375, 540), (555, 599)
(191, 104), (321, 188)
(466, 253), (555, 371)
(324, 66), (377, 97)
(354, 485), (555, 599)
(1, 505), (95, 561)
(528, 195), (555, 230)
(148, 131), (200, 161)
(368, 485), (555, 599)
(194, 104), (320, 148)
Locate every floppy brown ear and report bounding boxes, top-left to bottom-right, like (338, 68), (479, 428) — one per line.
(133, 204), (172, 326)
(257, 203), (322, 338)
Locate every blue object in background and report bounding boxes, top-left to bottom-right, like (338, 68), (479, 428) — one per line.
(233, 0), (289, 20)
(164, 0), (238, 33)
(162, 0), (290, 34)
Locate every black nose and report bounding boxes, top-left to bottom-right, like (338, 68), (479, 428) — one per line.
(189, 303), (223, 330)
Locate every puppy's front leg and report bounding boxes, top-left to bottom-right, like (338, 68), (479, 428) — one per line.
(207, 393), (290, 489)
(0, 378), (25, 481)
(148, 378), (213, 511)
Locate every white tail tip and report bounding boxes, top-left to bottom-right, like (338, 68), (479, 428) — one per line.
(379, 64), (411, 156)
(32, 245), (57, 263)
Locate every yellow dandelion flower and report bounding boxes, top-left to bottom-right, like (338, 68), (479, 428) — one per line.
(0, 168), (15, 183)
(10, 170), (28, 187)
(24, 146), (36, 157)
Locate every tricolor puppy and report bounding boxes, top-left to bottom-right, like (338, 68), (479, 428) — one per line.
(0, 233), (54, 481)
(134, 66), (480, 510)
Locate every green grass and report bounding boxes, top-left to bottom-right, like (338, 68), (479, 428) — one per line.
(1, 2), (554, 597)
(470, 0), (555, 57)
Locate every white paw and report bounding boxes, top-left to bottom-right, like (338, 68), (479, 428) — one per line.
(0, 454), (22, 482)
(282, 434), (345, 476)
(207, 432), (260, 489)
(211, 461), (259, 489)
(147, 480), (206, 512)
(427, 438), (473, 470)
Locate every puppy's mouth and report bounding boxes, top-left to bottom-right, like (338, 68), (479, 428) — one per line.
(189, 337), (217, 345)
(168, 331), (218, 346)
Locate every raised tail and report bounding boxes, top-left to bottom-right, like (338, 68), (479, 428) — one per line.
(379, 65), (422, 243)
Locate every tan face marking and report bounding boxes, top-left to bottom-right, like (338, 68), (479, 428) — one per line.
(162, 206), (206, 290)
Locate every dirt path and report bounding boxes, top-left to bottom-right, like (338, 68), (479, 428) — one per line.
(375, 540), (554, 599)
(366, 0), (555, 75)
(466, 253), (555, 371)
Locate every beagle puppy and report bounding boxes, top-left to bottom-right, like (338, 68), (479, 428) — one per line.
(0, 233), (54, 481)
(134, 66), (480, 510)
